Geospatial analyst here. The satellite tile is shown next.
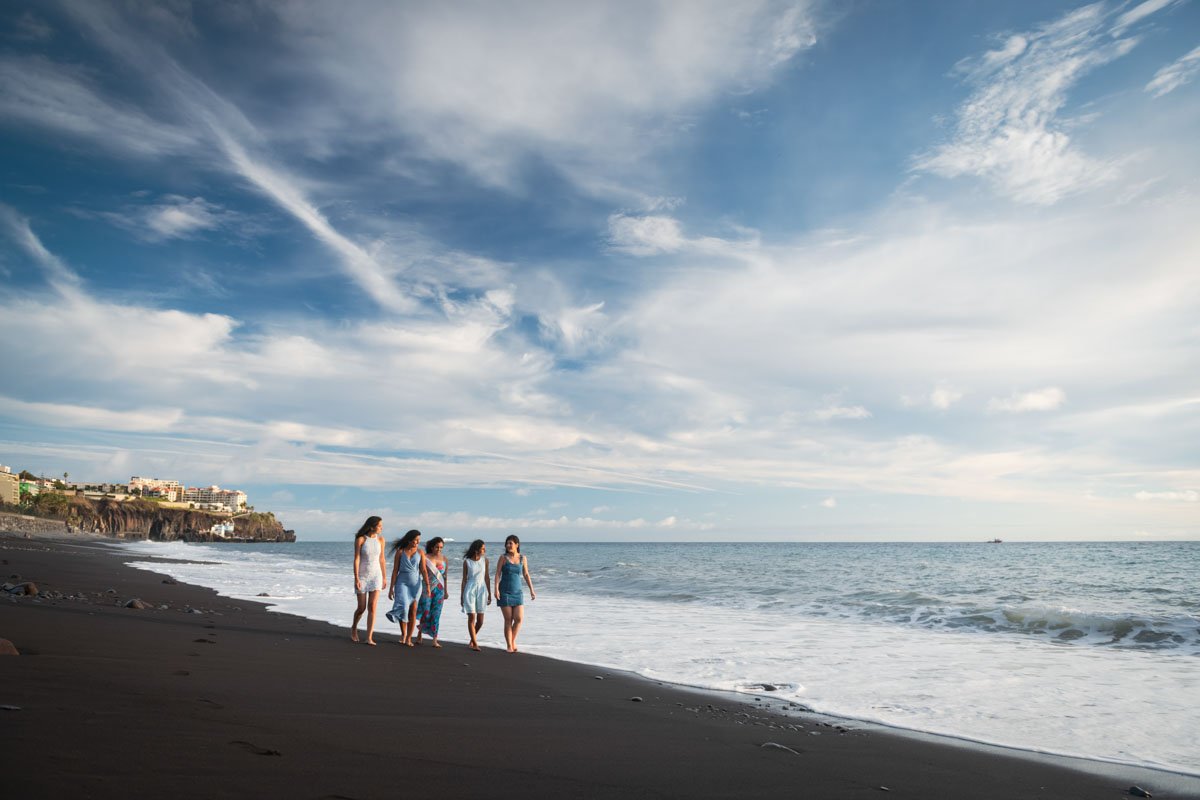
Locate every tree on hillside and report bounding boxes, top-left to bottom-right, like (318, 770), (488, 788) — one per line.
(19, 470), (34, 480)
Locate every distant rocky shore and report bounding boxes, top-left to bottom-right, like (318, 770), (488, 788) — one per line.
(0, 498), (295, 543)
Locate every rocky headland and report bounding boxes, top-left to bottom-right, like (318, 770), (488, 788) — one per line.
(0, 497), (294, 542)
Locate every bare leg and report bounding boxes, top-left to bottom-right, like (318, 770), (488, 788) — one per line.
(351, 593), (367, 642)
(510, 605), (525, 652)
(365, 590), (379, 645)
(467, 613), (482, 650)
(405, 602), (418, 645)
(501, 606), (515, 651)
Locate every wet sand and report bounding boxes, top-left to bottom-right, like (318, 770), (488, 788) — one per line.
(2, 532), (1195, 799)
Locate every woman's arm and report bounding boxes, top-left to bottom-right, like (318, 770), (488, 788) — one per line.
(353, 537), (362, 592)
(420, 552), (432, 598)
(378, 540), (388, 590)
(494, 558), (504, 597)
(461, 560), (468, 606)
(485, 557), (492, 603)
(522, 555), (536, 600)
(388, 549), (400, 600)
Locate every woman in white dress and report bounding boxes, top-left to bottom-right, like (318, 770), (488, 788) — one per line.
(351, 516), (387, 646)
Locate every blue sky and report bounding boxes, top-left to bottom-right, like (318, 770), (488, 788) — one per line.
(1, 0), (1197, 541)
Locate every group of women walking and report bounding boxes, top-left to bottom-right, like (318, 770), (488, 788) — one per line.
(350, 516), (536, 653)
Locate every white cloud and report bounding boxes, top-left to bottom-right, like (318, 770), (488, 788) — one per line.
(1134, 490), (1198, 502)
(813, 404), (872, 421)
(1146, 45), (1200, 97)
(89, 195), (234, 241)
(608, 214), (686, 255)
(930, 384), (964, 410)
(820, 497), (837, 508)
(1112, 0), (1179, 34)
(988, 387), (1067, 413)
(266, 1), (817, 194)
(914, 4), (1171, 204)
(0, 55), (198, 158)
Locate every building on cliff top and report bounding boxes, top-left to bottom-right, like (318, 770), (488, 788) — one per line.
(183, 485), (248, 513)
(0, 470), (18, 505)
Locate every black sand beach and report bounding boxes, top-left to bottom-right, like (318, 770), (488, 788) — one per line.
(2, 531), (1196, 799)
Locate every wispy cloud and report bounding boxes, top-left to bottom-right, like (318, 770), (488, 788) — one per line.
(1146, 44), (1200, 97)
(0, 55), (198, 158)
(1134, 489), (1198, 502)
(988, 387), (1067, 413)
(608, 214), (686, 255)
(914, 3), (1173, 204)
(265, 1), (818, 195)
(85, 195), (237, 242)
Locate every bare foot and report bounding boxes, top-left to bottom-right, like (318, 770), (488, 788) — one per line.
(469, 642), (480, 651)
(366, 639), (377, 646)
(432, 641), (442, 649)
(350, 635), (360, 643)
(404, 641), (415, 647)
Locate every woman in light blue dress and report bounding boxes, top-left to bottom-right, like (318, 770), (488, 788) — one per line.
(386, 529), (427, 646)
(460, 539), (491, 651)
(494, 534), (536, 653)
(350, 516), (387, 646)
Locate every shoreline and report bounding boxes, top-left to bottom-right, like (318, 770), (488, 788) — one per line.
(3, 530), (1198, 798)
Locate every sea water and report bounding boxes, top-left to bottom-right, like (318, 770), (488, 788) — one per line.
(117, 539), (1200, 776)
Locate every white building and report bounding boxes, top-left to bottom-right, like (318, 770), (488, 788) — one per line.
(129, 476), (183, 501)
(183, 485), (248, 513)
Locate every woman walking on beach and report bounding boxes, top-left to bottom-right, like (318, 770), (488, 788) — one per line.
(415, 537), (448, 648)
(495, 534), (536, 653)
(386, 529), (427, 646)
(460, 539), (491, 651)
(351, 516), (387, 646)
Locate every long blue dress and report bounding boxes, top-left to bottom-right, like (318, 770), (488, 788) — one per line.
(417, 559), (447, 638)
(385, 550), (422, 624)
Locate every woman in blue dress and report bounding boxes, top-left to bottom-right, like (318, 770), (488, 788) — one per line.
(386, 529), (428, 646)
(460, 539), (491, 651)
(494, 534), (536, 653)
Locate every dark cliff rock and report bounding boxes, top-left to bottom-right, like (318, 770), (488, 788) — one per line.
(50, 497), (295, 542)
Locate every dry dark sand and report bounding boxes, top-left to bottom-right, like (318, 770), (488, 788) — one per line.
(2, 532), (1196, 799)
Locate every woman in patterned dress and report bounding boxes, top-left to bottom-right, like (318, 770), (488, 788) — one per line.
(350, 516), (387, 646)
(415, 536), (448, 648)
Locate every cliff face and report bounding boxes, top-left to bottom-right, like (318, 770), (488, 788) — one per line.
(64, 497), (295, 542)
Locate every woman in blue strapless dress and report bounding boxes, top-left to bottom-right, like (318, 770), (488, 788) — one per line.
(386, 529), (428, 646)
(494, 534), (536, 653)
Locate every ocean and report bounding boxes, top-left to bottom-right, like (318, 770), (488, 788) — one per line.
(117, 539), (1200, 776)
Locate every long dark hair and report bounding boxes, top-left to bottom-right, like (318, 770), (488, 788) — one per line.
(504, 534), (521, 553)
(354, 516), (382, 539)
(464, 539), (485, 559)
(390, 529), (421, 555)
(425, 536), (444, 554)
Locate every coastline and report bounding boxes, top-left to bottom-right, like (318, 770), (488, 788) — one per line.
(3, 530), (1197, 799)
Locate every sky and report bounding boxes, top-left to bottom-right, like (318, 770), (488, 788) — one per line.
(0, 0), (1197, 541)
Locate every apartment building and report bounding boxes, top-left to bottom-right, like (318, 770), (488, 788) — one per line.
(128, 476), (183, 501)
(0, 466), (18, 505)
(182, 485), (248, 513)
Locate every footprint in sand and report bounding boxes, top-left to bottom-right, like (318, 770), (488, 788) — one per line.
(230, 740), (281, 756)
